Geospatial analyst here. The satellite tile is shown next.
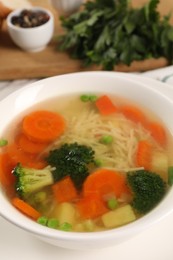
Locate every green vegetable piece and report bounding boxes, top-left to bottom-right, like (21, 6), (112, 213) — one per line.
(0, 139), (8, 147)
(37, 216), (48, 226)
(80, 95), (90, 102)
(47, 218), (59, 229)
(107, 198), (119, 210)
(127, 170), (166, 214)
(13, 163), (54, 199)
(100, 135), (113, 144)
(94, 159), (103, 167)
(89, 95), (98, 102)
(46, 142), (95, 189)
(58, 0), (173, 70)
(168, 166), (173, 185)
(60, 222), (72, 231)
(80, 94), (98, 102)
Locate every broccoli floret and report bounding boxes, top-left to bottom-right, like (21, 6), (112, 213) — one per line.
(46, 142), (95, 189)
(13, 163), (54, 199)
(127, 170), (166, 214)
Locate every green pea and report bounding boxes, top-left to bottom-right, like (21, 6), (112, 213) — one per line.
(80, 94), (90, 102)
(94, 159), (103, 167)
(89, 95), (98, 102)
(0, 139), (8, 147)
(60, 222), (72, 231)
(47, 218), (59, 229)
(107, 198), (118, 210)
(37, 216), (48, 226)
(100, 135), (113, 144)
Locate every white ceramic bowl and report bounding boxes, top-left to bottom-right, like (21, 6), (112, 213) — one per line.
(49, 0), (83, 15)
(0, 71), (173, 250)
(6, 7), (54, 52)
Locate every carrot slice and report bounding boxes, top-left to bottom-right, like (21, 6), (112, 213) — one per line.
(12, 197), (41, 220)
(147, 122), (167, 146)
(136, 140), (152, 170)
(22, 110), (66, 143)
(0, 152), (16, 188)
(26, 159), (48, 169)
(17, 134), (48, 154)
(6, 143), (34, 166)
(76, 195), (108, 219)
(120, 105), (147, 126)
(83, 169), (129, 199)
(95, 95), (118, 115)
(52, 176), (78, 203)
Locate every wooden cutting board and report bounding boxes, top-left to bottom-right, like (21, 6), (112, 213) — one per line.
(0, 0), (173, 80)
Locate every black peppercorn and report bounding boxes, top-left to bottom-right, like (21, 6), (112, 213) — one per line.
(11, 9), (50, 28)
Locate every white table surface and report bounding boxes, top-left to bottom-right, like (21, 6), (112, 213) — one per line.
(1, 72), (173, 260)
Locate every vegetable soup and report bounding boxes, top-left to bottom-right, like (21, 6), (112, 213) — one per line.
(0, 93), (172, 232)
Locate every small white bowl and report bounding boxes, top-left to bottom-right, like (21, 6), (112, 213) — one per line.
(6, 7), (54, 52)
(1, 72), (173, 250)
(49, 0), (83, 15)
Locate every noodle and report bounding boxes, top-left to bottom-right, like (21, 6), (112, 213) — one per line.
(52, 108), (163, 173)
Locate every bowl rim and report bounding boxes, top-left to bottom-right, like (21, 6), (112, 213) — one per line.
(1, 71), (173, 244)
(6, 6), (54, 31)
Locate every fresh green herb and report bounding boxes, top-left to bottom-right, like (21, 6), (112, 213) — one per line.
(100, 135), (113, 144)
(107, 198), (119, 210)
(168, 166), (173, 185)
(58, 0), (173, 70)
(0, 139), (8, 147)
(37, 216), (48, 226)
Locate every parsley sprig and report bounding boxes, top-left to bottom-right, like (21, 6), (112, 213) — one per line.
(58, 0), (173, 70)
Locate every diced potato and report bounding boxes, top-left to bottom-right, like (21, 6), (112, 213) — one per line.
(73, 223), (85, 232)
(83, 219), (95, 232)
(53, 202), (76, 225)
(151, 151), (168, 181)
(101, 204), (136, 228)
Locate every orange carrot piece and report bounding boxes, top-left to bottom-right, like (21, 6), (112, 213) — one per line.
(17, 134), (48, 154)
(6, 142), (47, 169)
(147, 122), (167, 146)
(76, 195), (108, 219)
(0, 152), (16, 188)
(22, 110), (66, 143)
(120, 105), (147, 126)
(136, 140), (152, 170)
(26, 159), (48, 170)
(12, 197), (41, 220)
(83, 169), (129, 199)
(6, 143), (34, 166)
(52, 176), (78, 203)
(95, 95), (118, 115)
